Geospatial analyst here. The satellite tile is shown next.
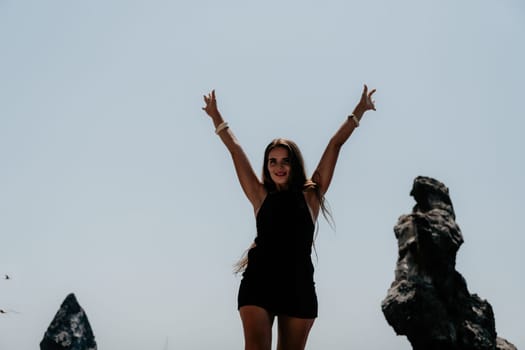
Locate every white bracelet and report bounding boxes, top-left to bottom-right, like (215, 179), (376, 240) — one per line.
(215, 121), (229, 134)
(348, 114), (359, 127)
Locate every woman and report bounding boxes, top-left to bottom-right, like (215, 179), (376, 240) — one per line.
(202, 85), (376, 350)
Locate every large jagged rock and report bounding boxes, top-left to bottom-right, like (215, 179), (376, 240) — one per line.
(40, 293), (97, 350)
(381, 176), (516, 350)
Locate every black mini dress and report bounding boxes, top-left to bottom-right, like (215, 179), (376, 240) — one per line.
(237, 190), (318, 319)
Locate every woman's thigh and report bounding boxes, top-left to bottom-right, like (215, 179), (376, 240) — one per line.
(276, 315), (315, 350)
(239, 305), (275, 350)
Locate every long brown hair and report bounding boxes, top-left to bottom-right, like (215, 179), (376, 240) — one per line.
(234, 138), (332, 274)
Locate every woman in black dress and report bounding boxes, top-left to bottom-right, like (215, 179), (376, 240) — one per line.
(202, 85), (376, 350)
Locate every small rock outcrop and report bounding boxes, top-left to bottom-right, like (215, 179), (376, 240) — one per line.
(40, 293), (97, 350)
(381, 176), (516, 350)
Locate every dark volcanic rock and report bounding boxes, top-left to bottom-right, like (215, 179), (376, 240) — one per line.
(381, 176), (516, 350)
(40, 293), (97, 350)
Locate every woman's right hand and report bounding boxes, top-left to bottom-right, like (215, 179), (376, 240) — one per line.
(202, 89), (220, 119)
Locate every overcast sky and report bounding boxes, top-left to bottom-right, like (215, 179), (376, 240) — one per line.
(1, 1), (524, 349)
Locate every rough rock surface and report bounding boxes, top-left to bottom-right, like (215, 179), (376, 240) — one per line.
(40, 293), (97, 350)
(381, 176), (516, 350)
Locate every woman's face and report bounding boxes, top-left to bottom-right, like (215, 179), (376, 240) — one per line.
(267, 146), (291, 190)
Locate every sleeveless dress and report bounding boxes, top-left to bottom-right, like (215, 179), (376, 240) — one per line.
(237, 189), (318, 319)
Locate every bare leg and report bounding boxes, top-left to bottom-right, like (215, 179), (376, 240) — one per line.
(276, 315), (315, 350)
(239, 305), (274, 350)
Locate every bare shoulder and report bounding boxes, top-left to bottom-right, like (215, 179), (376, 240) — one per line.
(252, 184), (268, 216)
(303, 188), (320, 221)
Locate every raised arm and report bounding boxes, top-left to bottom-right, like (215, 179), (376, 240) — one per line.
(312, 84), (376, 195)
(202, 90), (266, 210)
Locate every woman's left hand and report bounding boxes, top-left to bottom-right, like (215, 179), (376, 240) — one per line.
(354, 84), (376, 116)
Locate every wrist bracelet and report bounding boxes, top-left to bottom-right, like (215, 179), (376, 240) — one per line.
(348, 114), (359, 127)
(215, 121), (229, 134)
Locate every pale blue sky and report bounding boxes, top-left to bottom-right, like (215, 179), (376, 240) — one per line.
(1, 1), (524, 349)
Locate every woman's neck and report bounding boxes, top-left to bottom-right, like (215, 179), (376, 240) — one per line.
(275, 183), (289, 191)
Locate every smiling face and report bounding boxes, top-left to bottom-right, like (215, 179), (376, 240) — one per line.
(267, 146), (291, 190)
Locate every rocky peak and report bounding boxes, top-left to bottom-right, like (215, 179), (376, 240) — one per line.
(40, 293), (97, 350)
(382, 176), (516, 350)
